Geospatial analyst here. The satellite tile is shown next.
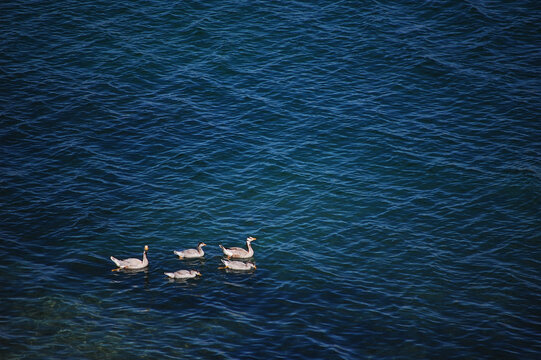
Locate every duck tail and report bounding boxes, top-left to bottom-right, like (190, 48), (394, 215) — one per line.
(110, 256), (121, 267)
(164, 272), (175, 279)
(219, 245), (231, 256)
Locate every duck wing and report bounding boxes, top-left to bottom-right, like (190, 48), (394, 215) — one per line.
(111, 256), (144, 269)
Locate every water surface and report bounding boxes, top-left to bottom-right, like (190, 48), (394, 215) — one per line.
(1, 1), (540, 359)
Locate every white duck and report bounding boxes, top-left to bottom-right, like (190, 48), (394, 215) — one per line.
(164, 270), (202, 279)
(110, 245), (149, 271)
(219, 236), (256, 259)
(221, 259), (256, 271)
(173, 242), (206, 259)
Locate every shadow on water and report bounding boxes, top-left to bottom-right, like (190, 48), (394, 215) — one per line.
(110, 267), (150, 276)
(221, 268), (257, 274)
(164, 277), (201, 288)
(176, 258), (207, 266)
(110, 267), (150, 289)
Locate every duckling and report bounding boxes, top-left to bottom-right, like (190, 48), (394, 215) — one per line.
(219, 236), (256, 259)
(164, 270), (202, 279)
(220, 259), (256, 271)
(173, 242), (206, 259)
(110, 245), (149, 271)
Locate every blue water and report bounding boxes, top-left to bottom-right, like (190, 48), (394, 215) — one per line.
(1, 1), (540, 359)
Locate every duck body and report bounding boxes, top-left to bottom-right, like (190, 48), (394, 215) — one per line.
(219, 237), (256, 259)
(221, 259), (256, 271)
(110, 245), (149, 271)
(164, 270), (201, 279)
(174, 242), (206, 259)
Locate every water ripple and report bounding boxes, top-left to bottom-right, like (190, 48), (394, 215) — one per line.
(1, 0), (540, 359)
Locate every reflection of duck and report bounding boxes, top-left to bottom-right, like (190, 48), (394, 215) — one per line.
(110, 245), (149, 271)
(221, 259), (256, 271)
(174, 242), (206, 259)
(164, 270), (201, 279)
(219, 236), (256, 258)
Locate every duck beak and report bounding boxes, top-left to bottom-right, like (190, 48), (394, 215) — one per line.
(201, 243), (207, 246)
(248, 237), (256, 241)
(144, 245), (149, 251)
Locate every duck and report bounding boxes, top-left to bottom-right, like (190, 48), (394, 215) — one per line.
(164, 269), (202, 279)
(173, 242), (206, 259)
(219, 236), (256, 259)
(220, 259), (256, 271)
(110, 245), (149, 271)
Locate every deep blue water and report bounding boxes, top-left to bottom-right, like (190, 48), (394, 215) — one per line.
(1, 1), (540, 359)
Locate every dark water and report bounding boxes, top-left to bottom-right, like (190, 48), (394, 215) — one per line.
(1, 1), (540, 359)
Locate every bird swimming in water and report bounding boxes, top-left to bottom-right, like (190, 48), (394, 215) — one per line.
(219, 236), (256, 259)
(173, 242), (206, 259)
(110, 245), (149, 271)
(220, 259), (256, 271)
(164, 269), (202, 279)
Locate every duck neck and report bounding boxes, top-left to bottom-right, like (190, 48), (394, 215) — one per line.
(142, 251), (148, 266)
(197, 244), (204, 254)
(246, 241), (253, 256)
